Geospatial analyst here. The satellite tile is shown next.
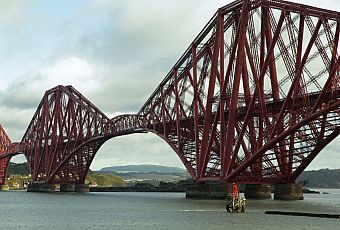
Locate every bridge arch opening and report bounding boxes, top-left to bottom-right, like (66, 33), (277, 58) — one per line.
(0, 153), (29, 190)
(90, 132), (187, 175)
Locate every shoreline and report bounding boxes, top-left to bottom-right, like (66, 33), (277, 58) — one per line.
(89, 186), (185, 193)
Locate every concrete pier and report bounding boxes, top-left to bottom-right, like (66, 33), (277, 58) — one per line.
(0, 185), (10, 191)
(274, 183), (303, 200)
(244, 184), (271, 199)
(27, 183), (57, 192)
(60, 183), (75, 192)
(186, 183), (227, 199)
(75, 184), (90, 193)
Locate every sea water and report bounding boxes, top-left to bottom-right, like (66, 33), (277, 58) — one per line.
(0, 189), (339, 230)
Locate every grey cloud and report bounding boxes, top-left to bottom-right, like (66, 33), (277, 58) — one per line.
(54, 0), (221, 67)
(0, 75), (43, 110)
(86, 62), (169, 114)
(0, 75), (44, 141)
(0, 107), (35, 141)
(307, 140), (340, 170)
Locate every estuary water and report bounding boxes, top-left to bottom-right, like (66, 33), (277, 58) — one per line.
(0, 189), (339, 230)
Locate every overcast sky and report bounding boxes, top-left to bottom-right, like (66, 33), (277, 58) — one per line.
(0, 0), (339, 171)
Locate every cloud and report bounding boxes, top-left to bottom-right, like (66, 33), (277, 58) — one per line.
(0, 56), (97, 107)
(307, 139), (340, 170)
(0, 1), (23, 25)
(41, 57), (94, 85)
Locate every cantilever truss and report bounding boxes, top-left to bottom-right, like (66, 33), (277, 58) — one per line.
(138, 0), (340, 183)
(19, 86), (143, 184)
(0, 0), (340, 185)
(20, 85), (111, 183)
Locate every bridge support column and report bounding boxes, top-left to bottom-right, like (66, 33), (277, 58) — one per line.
(60, 184), (75, 192)
(274, 183), (303, 200)
(27, 183), (57, 192)
(75, 184), (89, 193)
(186, 182), (227, 199)
(244, 184), (272, 199)
(0, 185), (9, 191)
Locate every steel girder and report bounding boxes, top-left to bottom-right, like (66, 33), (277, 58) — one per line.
(0, 124), (12, 184)
(138, 0), (340, 183)
(19, 85), (112, 184)
(0, 85), (145, 185)
(0, 0), (340, 185)
(17, 86), (143, 184)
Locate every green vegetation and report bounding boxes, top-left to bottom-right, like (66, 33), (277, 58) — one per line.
(86, 170), (127, 187)
(7, 162), (30, 175)
(298, 168), (340, 188)
(6, 163), (31, 189)
(5, 163), (127, 189)
(98, 165), (190, 185)
(6, 162), (340, 189)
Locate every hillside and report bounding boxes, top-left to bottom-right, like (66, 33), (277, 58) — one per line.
(298, 168), (340, 188)
(7, 162), (30, 175)
(5, 163), (127, 188)
(6, 162), (340, 188)
(86, 170), (127, 187)
(100, 164), (186, 174)
(99, 164), (190, 185)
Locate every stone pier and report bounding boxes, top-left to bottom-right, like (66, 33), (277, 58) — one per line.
(60, 183), (75, 192)
(75, 184), (90, 193)
(244, 184), (272, 199)
(274, 183), (303, 200)
(27, 183), (57, 192)
(186, 183), (227, 199)
(0, 185), (10, 191)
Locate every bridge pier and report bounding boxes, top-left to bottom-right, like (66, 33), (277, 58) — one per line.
(244, 184), (272, 199)
(274, 183), (303, 200)
(60, 183), (75, 192)
(0, 185), (9, 191)
(74, 184), (89, 193)
(186, 182), (228, 199)
(27, 183), (58, 192)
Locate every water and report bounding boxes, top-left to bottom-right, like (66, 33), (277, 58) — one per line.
(0, 190), (339, 230)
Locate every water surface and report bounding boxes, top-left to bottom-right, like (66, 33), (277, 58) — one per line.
(0, 190), (339, 230)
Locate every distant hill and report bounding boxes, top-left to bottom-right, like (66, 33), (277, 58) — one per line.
(86, 170), (127, 187)
(6, 162), (340, 188)
(7, 162), (30, 175)
(298, 168), (340, 188)
(100, 164), (186, 174)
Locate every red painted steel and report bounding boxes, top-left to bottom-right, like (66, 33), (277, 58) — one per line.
(0, 0), (340, 185)
(0, 124), (12, 184)
(137, 0), (340, 183)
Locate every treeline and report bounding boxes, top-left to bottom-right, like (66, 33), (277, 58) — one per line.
(298, 168), (340, 188)
(7, 163), (127, 188)
(7, 162), (30, 175)
(7, 162), (340, 188)
(86, 170), (127, 187)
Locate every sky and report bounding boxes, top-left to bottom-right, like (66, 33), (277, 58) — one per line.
(0, 0), (339, 171)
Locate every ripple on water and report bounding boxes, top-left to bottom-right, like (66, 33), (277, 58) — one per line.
(0, 190), (339, 230)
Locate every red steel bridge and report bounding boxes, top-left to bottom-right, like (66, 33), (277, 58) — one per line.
(1, 0), (340, 187)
